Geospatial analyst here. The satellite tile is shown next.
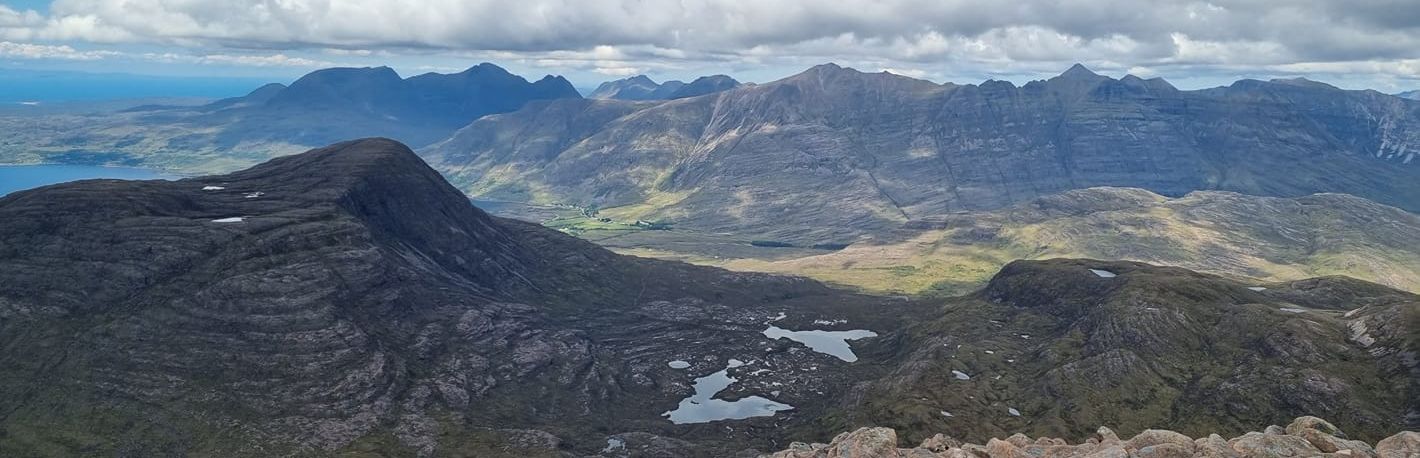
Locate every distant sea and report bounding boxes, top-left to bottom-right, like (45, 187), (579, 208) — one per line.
(0, 164), (176, 196)
(0, 68), (273, 103)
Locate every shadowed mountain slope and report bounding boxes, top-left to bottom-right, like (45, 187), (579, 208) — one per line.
(0, 138), (908, 456)
(1, 140), (1413, 456)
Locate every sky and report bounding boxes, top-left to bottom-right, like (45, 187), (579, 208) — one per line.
(3, 0), (1420, 95)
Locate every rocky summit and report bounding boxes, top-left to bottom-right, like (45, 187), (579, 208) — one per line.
(765, 416), (1420, 458)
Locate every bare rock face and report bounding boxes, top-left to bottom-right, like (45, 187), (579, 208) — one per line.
(828, 428), (900, 458)
(1375, 431), (1420, 458)
(763, 418), (1415, 457)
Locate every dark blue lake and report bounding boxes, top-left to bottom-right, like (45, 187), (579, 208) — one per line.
(0, 165), (176, 196)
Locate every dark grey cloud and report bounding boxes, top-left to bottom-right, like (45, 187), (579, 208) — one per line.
(3, 0), (1419, 87)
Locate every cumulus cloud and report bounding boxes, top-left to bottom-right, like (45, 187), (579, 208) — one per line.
(0, 40), (117, 59)
(4, 0), (1420, 85)
(0, 39), (335, 68)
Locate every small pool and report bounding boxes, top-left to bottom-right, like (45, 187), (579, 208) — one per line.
(763, 326), (878, 362)
(663, 360), (793, 424)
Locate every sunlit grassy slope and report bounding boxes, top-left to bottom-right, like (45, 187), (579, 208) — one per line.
(545, 188), (1420, 297)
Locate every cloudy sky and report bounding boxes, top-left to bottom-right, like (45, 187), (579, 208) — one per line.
(3, 0), (1420, 93)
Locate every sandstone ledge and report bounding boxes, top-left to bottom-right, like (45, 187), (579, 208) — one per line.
(764, 417), (1419, 458)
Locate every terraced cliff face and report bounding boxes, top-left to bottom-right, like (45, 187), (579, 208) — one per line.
(0, 138), (912, 456)
(424, 64), (1420, 245)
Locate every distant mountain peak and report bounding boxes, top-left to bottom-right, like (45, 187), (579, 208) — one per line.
(463, 62), (513, 76)
(293, 65), (401, 82)
(1058, 63), (1104, 80)
(590, 74), (737, 100)
(1270, 77), (1339, 90)
(1119, 74), (1178, 92)
(803, 62), (850, 76)
(535, 74), (571, 84)
(666, 75), (740, 99)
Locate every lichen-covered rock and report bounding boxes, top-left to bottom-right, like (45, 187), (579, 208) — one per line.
(1194, 434), (1240, 458)
(1296, 429), (1375, 456)
(762, 417), (1414, 458)
(1004, 433), (1033, 448)
(983, 438), (1022, 458)
(1287, 416), (1346, 439)
(1128, 429), (1196, 453)
(920, 434), (961, 452)
(827, 428), (900, 458)
(1096, 426), (1122, 444)
(1135, 443), (1195, 458)
(1375, 431), (1420, 458)
(1228, 432), (1321, 457)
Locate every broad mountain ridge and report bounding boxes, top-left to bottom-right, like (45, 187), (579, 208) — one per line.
(205, 63), (580, 147)
(589, 74), (740, 100)
(0, 139), (1414, 456)
(425, 63), (1420, 246)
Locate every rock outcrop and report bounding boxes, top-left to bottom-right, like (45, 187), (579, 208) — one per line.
(766, 417), (1419, 457)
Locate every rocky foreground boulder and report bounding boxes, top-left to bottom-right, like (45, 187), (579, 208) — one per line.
(765, 416), (1420, 458)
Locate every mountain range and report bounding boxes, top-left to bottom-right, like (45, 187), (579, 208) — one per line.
(0, 139), (1414, 456)
(0, 63), (579, 172)
(589, 74), (741, 100)
(424, 63), (1420, 248)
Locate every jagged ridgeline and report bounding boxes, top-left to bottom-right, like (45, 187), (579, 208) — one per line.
(0, 139), (1414, 456)
(425, 63), (1420, 246)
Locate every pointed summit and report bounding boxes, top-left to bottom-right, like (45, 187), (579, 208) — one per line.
(626, 75), (657, 85)
(1058, 63), (1102, 80)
